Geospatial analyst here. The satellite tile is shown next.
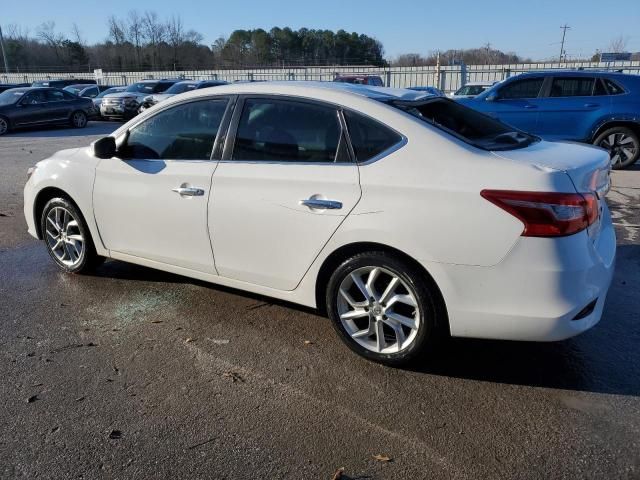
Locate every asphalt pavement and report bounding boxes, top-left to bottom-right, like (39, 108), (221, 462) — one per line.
(1, 122), (639, 479)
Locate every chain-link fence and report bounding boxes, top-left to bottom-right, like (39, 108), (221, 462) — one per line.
(2, 61), (639, 93)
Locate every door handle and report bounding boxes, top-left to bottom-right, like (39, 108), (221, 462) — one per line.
(523, 105), (537, 109)
(300, 198), (343, 210)
(172, 186), (205, 197)
(584, 103), (599, 108)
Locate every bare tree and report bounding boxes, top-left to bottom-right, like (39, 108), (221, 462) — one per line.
(107, 15), (127, 45)
(37, 21), (63, 60)
(71, 23), (85, 46)
(128, 10), (143, 67)
(608, 36), (628, 53)
(166, 14), (184, 68)
(142, 10), (165, 68)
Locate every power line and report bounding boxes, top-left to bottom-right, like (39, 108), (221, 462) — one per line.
(559, 24), (571, 63)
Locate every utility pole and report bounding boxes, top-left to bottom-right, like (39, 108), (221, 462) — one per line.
(0, 25), (9, 73)
(484, 42), (492, 64)
(559, 24), (570, 63)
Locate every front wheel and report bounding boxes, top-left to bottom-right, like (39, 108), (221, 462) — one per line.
(326, 252), (440, 366)
(70, 110), (88, 129)
(41, 197), (102, 273)
(594, 127), (639, 170)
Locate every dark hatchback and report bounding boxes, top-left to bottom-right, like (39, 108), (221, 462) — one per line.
(0, 87), (94, 136)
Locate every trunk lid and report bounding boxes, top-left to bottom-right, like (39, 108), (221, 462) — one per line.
(491, 140), (611, 240)
(491, 140), (611, 195)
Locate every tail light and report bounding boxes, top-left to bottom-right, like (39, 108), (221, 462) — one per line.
(481, 190), (599, 237)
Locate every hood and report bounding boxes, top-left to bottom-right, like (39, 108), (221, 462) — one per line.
(104, 91), (145, 100)
(492, 140), (611, 195)
(151, 93), (174, 102)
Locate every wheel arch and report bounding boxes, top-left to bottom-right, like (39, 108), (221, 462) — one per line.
(33, 187), (84, 240)
(591, 119), (640, 143)
(314, 241), (449, 332)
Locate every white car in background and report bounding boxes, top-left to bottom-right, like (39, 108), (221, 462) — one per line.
(449, 81), (496, 98)
(23, 82), (615, 366)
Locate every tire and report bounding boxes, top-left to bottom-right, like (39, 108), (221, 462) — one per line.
(326, 251), (440, 366)
(0, 116), (9, 136)
(70, 110), (88, 129)
(593, 126), (640, 170)
(40, 197), (102, 273)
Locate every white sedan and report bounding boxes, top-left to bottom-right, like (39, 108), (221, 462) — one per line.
(23, 82), (615, 365)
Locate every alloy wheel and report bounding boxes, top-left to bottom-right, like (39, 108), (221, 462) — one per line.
(72, 112), (87, 128)
(44, 206), (85, 267)
(0, 117), (7, 135)
(599, 133), (638, 168)
(337, 266), (420, 354)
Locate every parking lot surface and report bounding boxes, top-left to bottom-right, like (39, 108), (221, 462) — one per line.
(1, 123), (639, 479)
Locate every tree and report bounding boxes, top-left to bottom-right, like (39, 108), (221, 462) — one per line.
(608, 36), (628, 53)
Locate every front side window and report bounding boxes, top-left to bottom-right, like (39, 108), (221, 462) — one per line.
(22, 91), (47, 104)
(499, 78), (544, 99)
(232, 98), (344, 163)
(343, 110), (403, 162)
(549, 77), (595, 97)
(82, 87), (99, 98)
(121, 99), (228, 160)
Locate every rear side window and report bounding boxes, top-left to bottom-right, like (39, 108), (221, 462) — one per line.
(499, 78), (543, 99)
(45, 90), (65, 101)
(603, 78), (625, 95)
(153, 83), (173, 93)
(549, 77), (595, 97)
(232, 98), (344, 163)
(344, 110), (403, 162)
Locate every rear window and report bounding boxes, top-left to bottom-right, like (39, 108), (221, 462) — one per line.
(392, 98), (537, 151)
(344, 110), (403, 162)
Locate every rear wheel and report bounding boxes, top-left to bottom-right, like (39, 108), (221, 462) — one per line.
(594, 127), (639, 170)
(0, 116), (9, 136)
(41, 197), (102, 273)
(70, 110), (88, 129)
(326, 252), (440, 366)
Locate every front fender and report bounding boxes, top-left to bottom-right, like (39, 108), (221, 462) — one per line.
(23, 147), (109, 256)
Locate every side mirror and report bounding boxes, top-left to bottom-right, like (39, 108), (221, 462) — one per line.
(486, 92), (499, 102)
(93, 136), (116, 159)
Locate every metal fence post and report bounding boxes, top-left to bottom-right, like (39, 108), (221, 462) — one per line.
(385, 70), (391, 87)
(460, 63), (467, 87)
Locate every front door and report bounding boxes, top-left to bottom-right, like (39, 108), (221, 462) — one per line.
(209, 97), (361, 291)
(93, 97), (231, 273)
(485, 76), (546, 134)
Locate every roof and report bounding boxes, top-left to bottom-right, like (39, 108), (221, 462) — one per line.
(174, 81), (434, 103)
(514, 69), (635, 78)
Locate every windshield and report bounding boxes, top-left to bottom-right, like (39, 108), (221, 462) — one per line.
(0, 89), (26, 106)
(126, 82), (156, 93)
(390, 97), (537, 151)
(165, 82), (197, 94)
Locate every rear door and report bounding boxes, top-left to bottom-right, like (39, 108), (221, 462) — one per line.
(44, 90), (73, 122)
(534, 76), (612, 141)
(209, 96), (361, 291)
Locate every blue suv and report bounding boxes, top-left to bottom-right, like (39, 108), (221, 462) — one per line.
(457, 70), (640, 169)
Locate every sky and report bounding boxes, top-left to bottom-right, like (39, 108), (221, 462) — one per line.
(2, 0), (639, 61)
